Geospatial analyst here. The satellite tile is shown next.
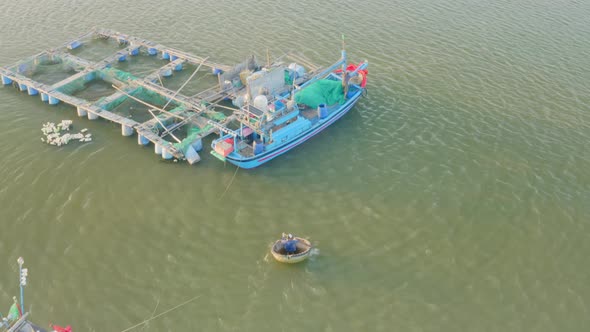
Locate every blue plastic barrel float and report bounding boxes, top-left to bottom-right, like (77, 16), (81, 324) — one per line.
(162, 51), (170, 60)
(174, 63), (183, 71)
(48, 96), (60, 105)
(317, 104), (328, 119)
(67, 40), (82, 50)
(212, 68), (223, 75)
(118, 54), (127, 62)
(41, 93), (49, 102)
(148, 48), (158, 56)
(1, 75), (12, 85)
(170, 55), (178, 61)
(130, 47), (140, 56)
(85, 72), (96, 81)
(161, 69), (172, 77)
(27, 86), (39, 96)
(18, 83), (27, 92)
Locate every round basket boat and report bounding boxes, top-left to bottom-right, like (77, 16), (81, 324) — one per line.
(271, 237), (312, 264)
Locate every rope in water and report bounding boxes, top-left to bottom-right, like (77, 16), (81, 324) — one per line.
(119, 295), (201, 332)
(219, 165), (240, 200)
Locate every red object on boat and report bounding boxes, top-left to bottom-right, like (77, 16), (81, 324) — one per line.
(51, 324), (72, 332)
(215, 140), (234, 157)
(335, 62), (368, 88)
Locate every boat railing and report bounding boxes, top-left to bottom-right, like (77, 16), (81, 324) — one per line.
(6, 313), (29, 332)
(207, 120), (237, 138)
(233, 106), (269, 135)
(298, 58), (346, 90)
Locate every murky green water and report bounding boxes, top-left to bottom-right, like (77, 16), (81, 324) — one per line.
(1, 0), (589, 331)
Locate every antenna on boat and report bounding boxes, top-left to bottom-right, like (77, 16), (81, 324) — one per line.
(341, 34), (349, 97)
(17, 257), (26, 315)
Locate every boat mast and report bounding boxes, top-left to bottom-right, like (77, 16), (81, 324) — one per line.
(341, 34), (348, 98)
(17, 257), (27, 315)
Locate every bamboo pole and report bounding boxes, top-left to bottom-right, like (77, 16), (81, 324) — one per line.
(146, 109), (182, 143)
(161, 56), (209, 110)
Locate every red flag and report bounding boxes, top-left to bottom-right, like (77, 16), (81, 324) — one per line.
(51, 324), (72, 332)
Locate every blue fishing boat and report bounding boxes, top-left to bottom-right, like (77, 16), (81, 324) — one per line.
(210, 47), (368, 169)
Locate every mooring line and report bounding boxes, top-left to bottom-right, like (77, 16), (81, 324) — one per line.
(140, 294), (161, 332)
(119, 295), (201, 332)
(219, 165), (240, 200)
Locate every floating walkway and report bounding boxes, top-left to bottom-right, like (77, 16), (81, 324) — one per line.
(0, 28), (255, 163)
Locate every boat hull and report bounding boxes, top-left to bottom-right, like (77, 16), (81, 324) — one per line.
(224, 89), (363, 169)
(271, 237), (312, 264)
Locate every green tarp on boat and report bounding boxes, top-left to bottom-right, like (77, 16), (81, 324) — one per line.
(295, 79), (345, 108)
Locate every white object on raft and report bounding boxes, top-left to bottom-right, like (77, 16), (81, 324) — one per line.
(41, 120), (91, 146)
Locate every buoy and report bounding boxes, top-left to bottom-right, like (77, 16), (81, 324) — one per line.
(162, 148), (173, 160)
(138, 134), (149, 146)
(121, 124), (134, 136)
(27, 86), (39, 96)
(87, 111), (98, 120)
(154, 143), (163, 155)
(48, 96), (60, 105)
(76, 107), (87, 117)
(67, 40), (82, 50)
(1, 75), (13, 85)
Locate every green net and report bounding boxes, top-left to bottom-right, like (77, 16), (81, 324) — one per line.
(172, 109), (226, 154)
(96, 90), (132, 111)
(55, 72), (97, 95)
(173, 123), (212, 155)
(7, 303), (20, 321)
(205, 111), (226, 121)
(99, 67), (137, 83)
(56, 67), (138, 96)
(284, 69), (293, 86)
(132, 87), (170, 107)
(294, 79), (345, 108)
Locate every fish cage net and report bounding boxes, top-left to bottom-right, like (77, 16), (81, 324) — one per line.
(172, 109), (226, 154)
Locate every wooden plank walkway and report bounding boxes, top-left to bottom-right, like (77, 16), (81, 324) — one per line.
(95, 28), (232, 71)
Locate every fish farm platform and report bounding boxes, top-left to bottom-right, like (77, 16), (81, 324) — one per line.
(0, 28), (298, 164)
